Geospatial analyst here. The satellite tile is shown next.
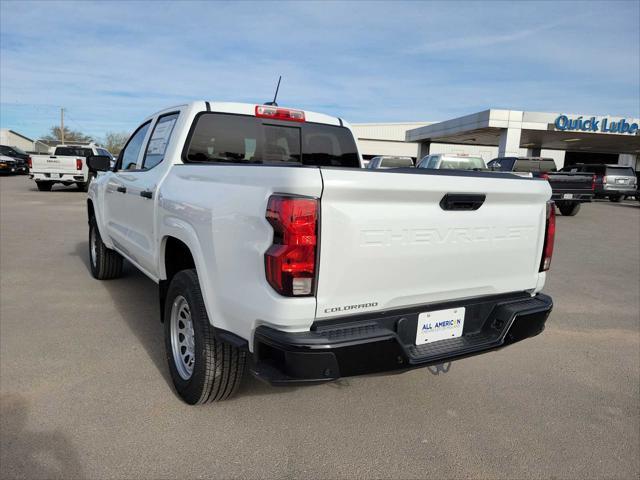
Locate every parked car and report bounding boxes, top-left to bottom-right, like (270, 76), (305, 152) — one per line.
(30, 144), (114, 191)
(560, 164), (637, 202)
(86, 101), (554, 404)
(488, 157), (594, 216)
(367, 156), (414, 169)
(0, 155), (18, 174)
(417, 154), (486, 171)
(0, 145), (30, 174)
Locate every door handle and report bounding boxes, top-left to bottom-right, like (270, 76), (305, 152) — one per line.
(440, 193), (486, 211)
(140, 190), (153, 199)
(116, 186), (127, 194)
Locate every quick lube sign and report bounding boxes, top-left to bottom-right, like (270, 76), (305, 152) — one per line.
(554, 115), (639, 135)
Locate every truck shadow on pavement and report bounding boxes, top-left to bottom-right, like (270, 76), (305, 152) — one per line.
(0, 394), (83, 479)
(73, 241), (299, 400)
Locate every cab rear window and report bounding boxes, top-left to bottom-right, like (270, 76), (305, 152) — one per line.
(184, 113), (360, 168)
(55, 147), (93, 157)
(606, 167), (635, 176)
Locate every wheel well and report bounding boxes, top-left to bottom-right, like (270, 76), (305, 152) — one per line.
(163, 237), (196, 282)
(159, 237), (196, 322)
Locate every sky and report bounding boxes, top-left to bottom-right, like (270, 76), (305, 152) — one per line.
(1, 0), (639, 141)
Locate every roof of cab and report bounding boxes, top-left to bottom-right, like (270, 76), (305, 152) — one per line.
(145, 101), (348, 129)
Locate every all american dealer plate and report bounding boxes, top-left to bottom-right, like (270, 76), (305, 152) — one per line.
(416, 307), (465, 345)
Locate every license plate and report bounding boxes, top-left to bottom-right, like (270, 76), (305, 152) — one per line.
(616, 179), (626, 184)
(416, 307), (465, 345)
(563, 193), (574, 199)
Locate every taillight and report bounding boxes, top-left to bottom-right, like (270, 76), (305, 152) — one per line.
(265, 195), (318, 296)
(540, 173), (550, 181)
(602, 176), (607, 184)
(76, 158), (83, 170)
(591, 174), (596, 191)
(255, 105), (305, 122)
(27, 156), (32, 169)
(540, 201), (556, 272)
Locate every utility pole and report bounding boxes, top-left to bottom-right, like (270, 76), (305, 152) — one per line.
(60, 108), (65, 144)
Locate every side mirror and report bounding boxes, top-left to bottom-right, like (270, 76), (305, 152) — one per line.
(87, 155), (112, 172)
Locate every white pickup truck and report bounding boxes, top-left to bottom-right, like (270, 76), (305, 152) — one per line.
(86, 101), (555, 404)
(30, 144), (114, 191)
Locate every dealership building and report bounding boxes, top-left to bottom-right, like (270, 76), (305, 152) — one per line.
(353, 110), (640, 170)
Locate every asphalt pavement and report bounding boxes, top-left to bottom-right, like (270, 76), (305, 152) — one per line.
(1, 175), (638, 479)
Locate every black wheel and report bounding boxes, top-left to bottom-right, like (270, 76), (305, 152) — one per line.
(36, 181), (52, 191)
(89, 217), (123, 279)
(558, 202), (581, 216)
(610, 195), (623, 203)
(164, 269), (246, 404)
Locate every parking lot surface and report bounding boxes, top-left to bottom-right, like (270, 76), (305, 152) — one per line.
(1, 175), (639, 479)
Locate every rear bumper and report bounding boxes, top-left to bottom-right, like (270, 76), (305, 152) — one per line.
(31, 172), (86, 182)
(251, 293), (553, 385)
(551, 193), (593, 203)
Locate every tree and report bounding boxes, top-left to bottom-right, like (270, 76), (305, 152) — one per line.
(43, 126), (93, 143)
(102, 132), (129, 155)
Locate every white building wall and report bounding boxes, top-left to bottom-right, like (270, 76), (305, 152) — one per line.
(539, 150), (566, 169)
(357, 139), (420, 158)
(353, 122), (431, 158)
(0, 129), (34, 152)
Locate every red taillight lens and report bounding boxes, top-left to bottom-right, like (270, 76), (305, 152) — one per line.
(265, 195), (318, 296)
(255, 105), (305, 122)
(591, 174), (596, 191)
(76, 158), (83, 170)
(540, 201), (556, 272)
(602, 175), (607, 184)
(540, 173), (550, 181)
(27, 156), (32, 168)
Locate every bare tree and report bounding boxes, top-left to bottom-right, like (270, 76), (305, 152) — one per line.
(43, 126), (93, 143)
(102, 132), (129, 155)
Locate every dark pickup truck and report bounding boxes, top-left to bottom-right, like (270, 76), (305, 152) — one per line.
(487, 157), (593, 216)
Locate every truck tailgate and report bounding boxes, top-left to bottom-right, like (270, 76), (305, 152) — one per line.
(31, 155), (81, 174)
(315, 169), (551, 319)
(548, 172), (593, 194)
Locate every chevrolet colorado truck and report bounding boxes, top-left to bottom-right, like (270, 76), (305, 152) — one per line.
(86, 102), (555, 404)
(488, 157), (593, 216)
(30, 144), (114, 191)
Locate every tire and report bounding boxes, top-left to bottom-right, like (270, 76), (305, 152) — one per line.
(558, 202), (581, 216)
(164, 269), (246, 404)
(610, 195), (623, 203)
(36, 181), (52, 191)
(89, 217), (123, 279)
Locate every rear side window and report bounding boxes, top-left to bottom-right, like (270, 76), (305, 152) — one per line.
(55, 147), (93, 157)
(185, 113), (359, 167)
(143, 113), (179, 169)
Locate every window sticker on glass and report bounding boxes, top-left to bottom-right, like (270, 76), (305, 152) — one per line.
(147, 116), (177, 156)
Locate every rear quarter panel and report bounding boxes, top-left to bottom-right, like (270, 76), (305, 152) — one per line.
(157, 164), (323, 347)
